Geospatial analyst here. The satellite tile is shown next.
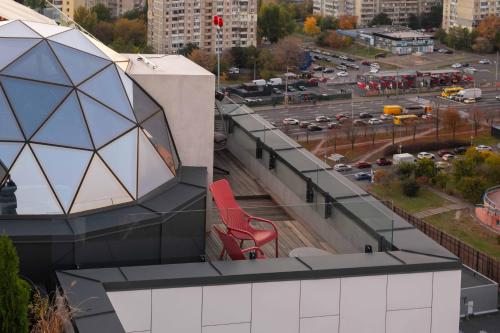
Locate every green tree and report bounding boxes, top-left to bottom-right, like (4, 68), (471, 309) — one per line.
(91, 3), (111, 22)
(401, 178), (420, 197)
(452, 157), (474, 181)
(396, 162), (416, 180)
(24, 0), (45, 10)
(484, 153), (500, 184)
(415, 158), (436, 178)
(177, 43), (199, 57)
(111, 18), (147, 52)
(369, 13), (392, 27)
(408, 14), (420, 30)
(421, 5), (443, 29)
(258, 3), (295, 43)
(74, 6), (98, 32)
(92, 21), (114, 44)
(457, 176), (488, 203)
(318, 16), (338, 30)
(122, 8), (145, 20)
(0, 235), (30, 333)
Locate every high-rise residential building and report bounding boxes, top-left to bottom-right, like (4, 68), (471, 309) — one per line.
(442, 0), (499, 31)
(148, 0), (257, 54)
(313, 0), (442, 27)
(61, 0), (86, 18)
(86, 0), (139, 17)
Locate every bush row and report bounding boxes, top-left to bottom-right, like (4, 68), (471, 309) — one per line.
(383, 139), (469, 157)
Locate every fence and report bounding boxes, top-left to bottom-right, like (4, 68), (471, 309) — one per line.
(381, 201), (500, 284)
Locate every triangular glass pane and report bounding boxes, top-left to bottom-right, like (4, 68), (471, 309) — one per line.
(0, 38), (40, 71)
(32, 144), (92, 213)
(0, 20), (41, 38)
(142, 111), (177, 173)
(79, 65), (135, 121)
(2, 41), (71, 85)
(0, 142), (23, 170)
(48, 29), (109, 60)
(0, 88), (23, 140)
(99, 129), (137, 198)
(138, 129), (174, 198)
(8, 146), (62, 215)
(133, 82), (160, 122)
(23, 21), (71, 38)
(33, 91), (92, 149)
(1, 77), (71, 138)
(49, 41), (111, 85)
(117, 65), (133, 106)
(78, 92), (135, 148)
(71, 154), (132, 213)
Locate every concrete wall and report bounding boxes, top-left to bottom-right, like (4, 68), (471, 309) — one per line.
(107, 269), (461, 333)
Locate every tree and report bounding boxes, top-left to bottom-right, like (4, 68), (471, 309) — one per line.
(273, 36), (305, 71)
(91, 3), (111, 22)
(122, 8), (145, 20)
(74, 6), (98, 32)
(420, 5), (443, 29)
(110, 18), (147, 52)
(457, 176), (487, 203)
(92, 21), (114, 44)
(319, 16), (338, 30)
(396, 162), (416, 180)
(408, 14), (420, 30)
(472, 37), (494, 53)
(258, 3), (295, 43)
(0, 235), (30, 333)
(177, 43), (199, 57)
(415, 158), (436, 178)
(476, 15), (500, 45)
(304, 16), (320, 36)
(484, 153), (500, 184)
(434, 29), (447, 44)
(470, 108), (484, 137)
(401, 178), (420, 197)
(442, 108), (461, 139)
(338, 15), (357, 29)
(189, 49), (216, 72)
(369, 13), (392, 27)
(24, 0), (45, 10)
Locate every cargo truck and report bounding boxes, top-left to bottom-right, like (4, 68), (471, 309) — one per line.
(453, 88), (481, 102)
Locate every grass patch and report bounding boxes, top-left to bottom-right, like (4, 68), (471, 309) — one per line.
(424, 210), (500, 259)
(340, 43), (386, 58)
(473, 134), (500, 147)
(368, 184), (452, 213)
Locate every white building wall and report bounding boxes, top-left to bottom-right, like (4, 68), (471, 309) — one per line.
(107, 269), (461, 333)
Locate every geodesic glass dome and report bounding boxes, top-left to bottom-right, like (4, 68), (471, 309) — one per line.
(0, 20), (179, 215)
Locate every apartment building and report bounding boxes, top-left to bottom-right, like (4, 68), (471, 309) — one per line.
(148, 0), (257, 54)
(313, 0), (442, 27)
(61, 0), (86, 18)
(443, 0), (500, 31)
(61, 0), (137, 19)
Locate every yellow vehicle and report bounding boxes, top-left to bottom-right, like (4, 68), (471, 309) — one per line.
(440, 87), (463, 98)
(383, 105), (403, 115)
(394, 114), (418, 125)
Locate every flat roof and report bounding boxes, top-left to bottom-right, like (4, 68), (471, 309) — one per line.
(376, 31), (433, 39)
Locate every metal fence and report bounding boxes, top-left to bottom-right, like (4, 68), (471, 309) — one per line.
(381, 201), (500, 284)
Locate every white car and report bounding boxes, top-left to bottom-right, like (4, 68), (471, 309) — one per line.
(451, 63), (462, 68)
(337, 71), (349, 77)
(282, 118), (299, 125)
(478, 59), (491, 64)
(315, 115), (331, 122)
(334, 163), (352, 172)
(475, 145), (492, 152)
(339, 55), (348, 60)
(368, 118), (383, 125)
(369, 68), (379, 74)
(417, 152), (436, 160)
(442, 154), (455, 161)
(371, 63), (380, 68)
(380, 114), (393, 120)
(436, 161), (450, 169)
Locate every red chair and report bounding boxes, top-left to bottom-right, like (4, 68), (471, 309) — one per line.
(209, 179), (279, 257)
(214, 225), (266, 260)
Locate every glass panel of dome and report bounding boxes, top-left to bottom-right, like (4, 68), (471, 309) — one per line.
(132, 82), (160, 123)
(0, 88), (23, 141)
(78, 93), (135, 148)
(49, 41), (111, 86)
(0, 77), (71, 138)
(0, 142), (23, 170)
(33, 92), (93, 149)
(48, 29), (109, 60)
(98, 129), (137, 198)
(7, 146), (63, 215)
(23, 21), (71, 38)
(79, 65), (135, 121)
(141, 111), (178, 173)
(32, 144), (92, 213)
(0, 38), (40, 71)
(138, 129), (174, 198)
(117, 66), (133, 106)
(0, 21), (41, 38)
(70, 154), (132, 213)
(2, 41), (72, 85)
(0, 164), (6, 184)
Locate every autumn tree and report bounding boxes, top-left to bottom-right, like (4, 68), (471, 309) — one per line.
(470, 108), (484, 137)
(442, 108), (462, 139)
(189, 49), (216, 72)
(91, 3), (111, 22)
(472, 37), (494, 53)
(338, 15), (357, 29)
(272, 36), (305, 71)
(322, 31), (352, 48)
(110, 18), (147, 52)
(177, 43), (199, 57)
(318, 16), (339, 30)
(304, 16), (320, 36)
(74, 6), (98, 32)
(476, 15), (500, 46)
(92, 21), (114, 44)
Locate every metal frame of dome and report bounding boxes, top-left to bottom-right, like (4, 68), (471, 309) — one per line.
(0, 20), (180, 216)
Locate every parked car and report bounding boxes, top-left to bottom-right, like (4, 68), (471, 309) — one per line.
(479, 59), (491, 64)
(442, 154), (455, 161)
(359, 112), (373, 119)
(354, 172), (372, 181)
(496, 95), (500, 101)
(299, 121), (311, 128)
(444, 50), (454, 54)
(313, 66), (324, 71)
(336, 113), (348, 120)
(369, 68), (379, 74)
(353, 119), (365, 126)
(421, 114), (432, 120)
(454, 146), (467, 154)
(417, 152), (436, 160)
(437, 150), (452, 157)
(334, 164), (352, 172)
(380, 114), (393, 120)
(287, 86), (296, 92)
(337, 71), (349, 77)
(228, 67), (240, 74)
(336, 65), (347, 71)
(376, 157), (392, 166)
(368, 118), (383, 125)
(370, 63), (380, 68)
(327, 121), (340, 129)
(339, 55), (348, 60)
(354, 161), (372, 169)
(307, 123), (323, 131)
(315, 115), (330, 122)
(451, 63), (462, 68)
(463, 98), (476, 104)
(282, 118), (299, 125)
(461, 63), (470, 68)
(298, 85), (307, 91)
(362, 60), (371, 66)
(272, 88), (282, 94)
(435, 161), (450, 169)
(322, 68), (334, 73)
(244, 97), (263, 103)
(475, 145), (492, 152)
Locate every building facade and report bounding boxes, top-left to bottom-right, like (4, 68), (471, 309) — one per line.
(148, 0), (257, 54)
(61, 0), (86, 19)
(442, 0), (500, 31)
(61, 0), (138, 19)
(313, 0), (442, 27)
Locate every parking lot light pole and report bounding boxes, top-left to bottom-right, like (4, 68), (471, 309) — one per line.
(496, 51), (498, 91)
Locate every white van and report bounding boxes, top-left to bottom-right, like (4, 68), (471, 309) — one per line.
(267, 78), (283, 86)
(393, 153), (416, 165)
(252, 79), (267, 86)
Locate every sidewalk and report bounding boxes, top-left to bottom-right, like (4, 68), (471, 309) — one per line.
(413, 186), (473, 219)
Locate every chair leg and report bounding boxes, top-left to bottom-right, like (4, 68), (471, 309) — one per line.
(275, 237), (279, 257)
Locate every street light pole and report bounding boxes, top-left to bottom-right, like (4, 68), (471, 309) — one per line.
(217, 28), (220, 90)
(496, 51), (499, 91)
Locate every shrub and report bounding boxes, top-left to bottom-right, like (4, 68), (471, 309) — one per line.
(395, 162), (416, 180)
(373, 169), (391, 184)
(401, 178), (420, 197)
(0, 235), (30, 333)
(415, 158), (436, 178)
(416, 175), (429, 185)
(432, 172), (451, 189)
(457, 176), (488, 204)
(383, 139), (468, 157)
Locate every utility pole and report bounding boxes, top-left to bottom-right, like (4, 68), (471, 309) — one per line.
(496, 51), (499, 91)
(435, 100), (440, 141)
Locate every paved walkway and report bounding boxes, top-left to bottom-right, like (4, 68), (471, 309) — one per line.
(413, 186), (472, 219)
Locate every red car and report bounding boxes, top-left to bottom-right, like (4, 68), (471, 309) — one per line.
(354, 161), (372, 169)
(437, 150), (452, 157)
(376, 157), (392, 166)
(362, 60), (371, 66)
